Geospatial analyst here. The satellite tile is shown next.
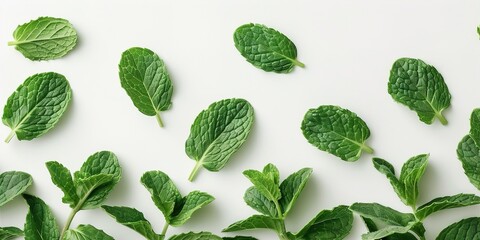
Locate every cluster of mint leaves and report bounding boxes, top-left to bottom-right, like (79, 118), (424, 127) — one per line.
(2, 15), (480, 240)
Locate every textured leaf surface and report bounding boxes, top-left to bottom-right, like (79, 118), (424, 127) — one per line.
(0, 171), (32, 207)
(457, 135), (480, 190)
(223, 215), (282, 232)
(361, 218), (425, 240)
(2, 72), (72, 142)
(119, 47), (173, 127)
(186, 98), (254, 181)
(243, 170), (280, 202)
(362, 222), (415, 240)
(102, 206), (162, 240)
(262, 164), (280, 185)
(234, 23), (304, 73)
(301, 105), (373, 161)
(399, 154), (428, 207)
(169, 232), (222, 240)
(416, 194), (480, 220)
(350, 203), (415, 226)
(295, 205), (353, 240)
(62, 225), (113, 240)
(23, 194), (59, 240)
(169, 191), (215, 226)
(9, 17), (77, 60)
(244, 186), (278, 218)
(141, 170), (181, 221)
(436, 217), (480, 240)
(372, 158), (406, 204)
(46, 161), (78, 207)
(0, 227), (23, 240)
(388, 58), (451, 125)
(279, 168), (312, 217)
(470, 109), (480, 145)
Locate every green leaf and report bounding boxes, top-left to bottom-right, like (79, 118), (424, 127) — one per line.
(372, 158), (406, 204)
(223, 215), (283, 233)
(362, 222), (416, 240)
(169, 191), (215, 226)
(388, 58), (451, 125)
(222, 237), (258, 240)
(263, 164), (280, 185)
(2, 72), (72, 143)
(436, 217), (480, 240)
(279, 168), (312, 217)
(361, 218), (425, 240)
(118, 47), (173, 127)
(295, 205), (353, 240)
(350, 203), (415, 227)
(185, 98), (254, 181)
(8, 17), (77, 60)
(0, 227), (23, 240)
(399, 154), (428, 207)
(233, 23), (304, 73)
(73, 151), (122, 209)
(62, 225), (113, 240)
(46, 161), (78, 207)
(415, 194), (480, 220)
(243, 170), (281, 203)
(244, 186), (278, 218)
(457, 135), (480, 190)
(102, 206), (162, 240)
(469, 109), (480, 145)
(301, 105), (373, 161)
(141, 170), (181, 222)
(169, 232), (222, 240)
(0, 171), (32, 207)
(23, 194), (60, 240)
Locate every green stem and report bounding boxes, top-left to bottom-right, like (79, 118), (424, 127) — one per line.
(361, 144), (374, 154)
(155, 112), (164, 128)
(5, 131), (15, 143)
(436, 112), (448, 125)
(7, 41), (17, 46)
(407, 229), (423, 240)
(188, 161), (202, 182)
(292, 59), (305, 68)
(60, 207), (80, 239)
(161, 223), (169, 236)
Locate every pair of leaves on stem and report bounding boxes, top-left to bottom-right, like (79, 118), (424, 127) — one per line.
(2, 72), (72, 143)
(388, 58), (451, 125)
(8, 17), (78, 60)
(223, 164), (353, 240)
(351, 155), (480, 240)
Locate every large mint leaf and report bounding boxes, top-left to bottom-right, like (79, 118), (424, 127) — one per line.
(415, 194), (480, 220)
(223, 215), (283, 233)
(141, 170), (181, 222)
(169, 191), (215, 226)
(301, 105), (373, 161)
(279, 168), (312, 217)
(350, 203), (415, 227)
(102, 206), (163, 240)
(399, 154), (428, 208)
(46, 161), (78, 207)
(2, 72), (72, 143)
(469, 109), (480, 145)
(244, 186), (278, 218)
(23, 194), (59, 240)
(0, 227), (23, 240)
(0, 171), (32, 207)
(169, 232), (222, 240)
(295, 205), (353, 240)
(243, 170), (281, 203)
(233, 23), (304, 73)
(457, 135), (480, 190)
(8, 17), (77, 60)
(436, 217), (480, 240)
(388, 58), (451, 125)
(119, 47), (173, 127)
(62, 225), (113, 240)
(372, 158), (406, 204)
(185, 98), (254, 181)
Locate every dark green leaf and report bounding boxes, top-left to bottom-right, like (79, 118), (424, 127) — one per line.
(0, 171), (32, 207)
(361, 218), (425, 240)
(185, 98), (254, 181)
(361, 222), (416, 240)
(223, 215), (283, 233)
(141, 170), (181, 222)
(279, 168), (312, 217)
(102, 206), (162, 240)
(23, 194), (59, 240)
(169, 232), (222, 240)
(233, 23), (304, 73)
(372, 158), (406, 205)
(243, 170), (280, 203)
(350, 203), (415, 227)
(399, 154), (428, 207)
(416, 194), (480, 220)
(75, 174), (115, 209)
(301, 105), (373, 161)
(46, 161), (78, 207)
(436, 217), (480, 240)
(222, 237), (258, 240)
(0, 227), (23, 240)
(119, 47), (173, 127)
(244, 186), (278, 218)
(295, 205), (353, 240)
(62, 225), (113, 240)
(8, 17), (77, 60)
(169, 191), (215, 226)
(469, 109), (480, 145)
(2, 72), (72, 143)
(388, 58), (450, 125)
(457, 135), (480, 191)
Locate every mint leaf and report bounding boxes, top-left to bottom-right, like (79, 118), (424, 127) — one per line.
(372, 158), (406, 204)
(63, 225), (113, 240)
(0, 171), (32, 207)
(262, 164), (280, 185)
(436, 217), (480, 240)
(350, 203), (415, 227)
(101, 206), (162, 240)
(243, 170), (281, 203)
(222, 237), (258, 240)
(119, 47), (173, 127)
(169, 232), (222, 240)
(186, 98), (254, 181)
(279, 168), (312, 217)
(2, 72), (72, 143)
(0, 227), (23, 240)
(244, 186), (278, 218)
(415, 193), (480, 220)
(169, 191), (215, 226)
(361, 222), (416, 240)
(457, 135), (480, 190)
(388, 58), (451, 125)
(399, 154), (428, 208)
(361, 218), (425, 240)
(23, 194), (60, 240)
(233, 23), (304, 73)
(8, 17), (77, 60)
(45, 161), (78, 207)
(295, 205), (353, 240)
(223, 215), (283, 232)
(469, 109), (480, 145)
(75, 174), (116, 209)
(301, 105), (373, 161)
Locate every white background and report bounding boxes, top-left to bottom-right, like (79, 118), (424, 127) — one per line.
(1, 0), (480, 239)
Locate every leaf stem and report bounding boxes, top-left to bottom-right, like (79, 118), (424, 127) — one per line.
(7, 41), (17, 46)
(436, 112), (448, 125)
(60, 207), (80, 239)
(188, 161), (203, 182)
(161, 223), (169, 236)
(155, 112), (164, 128)
(292, 59), (305, 68)
(407, 229), (423, 240)
(5, 131), (15, 143)
(361, 144), (374, 154)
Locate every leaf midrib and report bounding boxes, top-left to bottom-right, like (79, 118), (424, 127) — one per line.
(11, 35), (76, 45)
